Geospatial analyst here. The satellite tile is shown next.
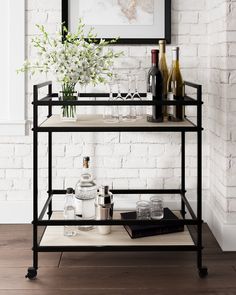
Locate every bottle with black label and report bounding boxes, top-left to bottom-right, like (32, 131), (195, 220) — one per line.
(147, 49), (164, 122)
(167, 47), (185, 121)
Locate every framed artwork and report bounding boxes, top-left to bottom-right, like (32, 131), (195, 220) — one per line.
(62, 0), (171, 44)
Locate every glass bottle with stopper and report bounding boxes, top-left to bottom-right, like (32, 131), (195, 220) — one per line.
(75, 157), (96, 231)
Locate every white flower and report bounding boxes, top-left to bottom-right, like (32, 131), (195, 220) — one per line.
(19, 21), (123, 88)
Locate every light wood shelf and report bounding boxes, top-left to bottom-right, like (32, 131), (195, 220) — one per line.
(40, 211), (194, 247)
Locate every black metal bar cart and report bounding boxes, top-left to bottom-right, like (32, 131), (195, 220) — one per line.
(26, 81), (208, 279)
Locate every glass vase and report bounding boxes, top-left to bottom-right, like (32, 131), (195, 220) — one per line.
(59, 84), (78, 122)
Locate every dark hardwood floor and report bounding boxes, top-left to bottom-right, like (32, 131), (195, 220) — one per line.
(0, 224), (236, 295)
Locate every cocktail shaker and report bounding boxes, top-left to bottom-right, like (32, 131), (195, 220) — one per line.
(95, 186), (114, 235)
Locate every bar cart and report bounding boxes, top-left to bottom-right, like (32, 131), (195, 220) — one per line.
(26, 81), (208, 279)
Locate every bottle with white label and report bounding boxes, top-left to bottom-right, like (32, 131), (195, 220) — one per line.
(75, 157), (96, 231)
(167, 47), (185, 121)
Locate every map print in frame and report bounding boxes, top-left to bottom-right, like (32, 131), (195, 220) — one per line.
(62, 0), (171, 44)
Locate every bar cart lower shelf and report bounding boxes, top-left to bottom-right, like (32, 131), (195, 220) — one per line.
(26, 80), (208, 280)
(40, 211), (194, 247)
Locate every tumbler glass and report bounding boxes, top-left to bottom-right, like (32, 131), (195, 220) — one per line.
(150, 197), (164, 220)
(136, 200), (151, 220)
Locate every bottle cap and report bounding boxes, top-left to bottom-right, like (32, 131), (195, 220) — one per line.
(96, 186), (113, 206)
(95, 194), (113, 206)
(172, 46), (179, 51)
(172, 47), (179, 60)
(66, 187), (74, 194)
(83, 156), (90, 162)
(159, 40), (166, 53)
(101, 185), (109, 195)
(83, 157), (90, 168)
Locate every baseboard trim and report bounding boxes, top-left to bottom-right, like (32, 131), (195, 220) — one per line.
(204, 199), (236, 251)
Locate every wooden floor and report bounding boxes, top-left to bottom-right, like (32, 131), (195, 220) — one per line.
(0, 224), (236, 295)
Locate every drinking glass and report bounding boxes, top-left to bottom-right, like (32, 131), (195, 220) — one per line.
(150, 197), (164, 220)
(115, 79), (124, 121)
(136, 200), (151, 220)
(132, 74), (144, 120)
(123, 73), (136, 122)
(103, 83), (119, 123)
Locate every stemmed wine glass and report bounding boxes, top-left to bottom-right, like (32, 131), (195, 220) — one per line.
(103, 78), (119, 123)
(123, 72), (136, 122)
(132, 75), (144, 120)
(114, 76), (125, 121)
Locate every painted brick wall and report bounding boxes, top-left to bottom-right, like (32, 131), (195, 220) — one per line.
(206, 0), (236, 250)
(2, 0), (236, 250)
(1, 0), (210, 223)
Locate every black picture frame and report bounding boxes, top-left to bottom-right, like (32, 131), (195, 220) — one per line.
(62, 0), (171, 44)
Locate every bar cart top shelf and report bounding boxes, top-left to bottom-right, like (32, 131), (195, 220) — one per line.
(39, 114), (199, 132)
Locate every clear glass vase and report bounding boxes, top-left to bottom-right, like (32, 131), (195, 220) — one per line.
(59, 84), (78, 122)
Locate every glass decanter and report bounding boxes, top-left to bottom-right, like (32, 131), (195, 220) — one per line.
(75, 157), (96, 231)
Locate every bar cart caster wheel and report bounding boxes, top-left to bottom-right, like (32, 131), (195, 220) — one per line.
(199, 267), (208, 278)
(25, 267), (37, 280)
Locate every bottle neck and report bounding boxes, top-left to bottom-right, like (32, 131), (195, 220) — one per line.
(159, 42), (166, 55)
(172, 48), (180, 69)
(151, 50), (159, 67)
(80, 166), (94, 185)
(65, 194), (74, 205)
(82, 166), (89, 174)
(172, 49), (179, 63)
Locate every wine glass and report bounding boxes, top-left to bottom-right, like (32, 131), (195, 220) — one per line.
(132, 74), (144, 120)
(114, 75), (124, 121)
(122, 73), (136, 122)
(103, 82), (119, 123)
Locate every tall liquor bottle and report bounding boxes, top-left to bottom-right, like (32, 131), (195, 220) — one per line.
(75, 157), (96, 231)
(159, 40), (169, 117)
(167, 47), (185, 121)
(147, 49), (163, 122)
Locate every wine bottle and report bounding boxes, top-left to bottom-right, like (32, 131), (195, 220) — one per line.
(159, 40), (169, 118)
(147, 49), (163, 122)
(167, 47), (185, 121)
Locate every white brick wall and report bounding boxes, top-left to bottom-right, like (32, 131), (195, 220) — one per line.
(1, 0), (236, 249)
(1, 0), (209, 221)
(205, 0), (236, 250)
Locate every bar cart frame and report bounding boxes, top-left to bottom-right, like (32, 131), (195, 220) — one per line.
(26, 81), (208, 279)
